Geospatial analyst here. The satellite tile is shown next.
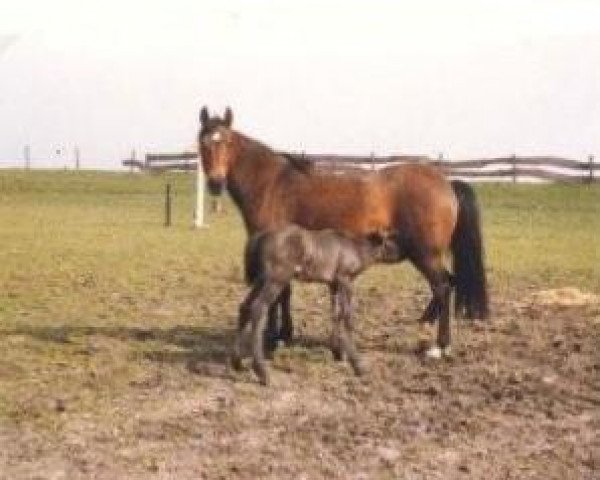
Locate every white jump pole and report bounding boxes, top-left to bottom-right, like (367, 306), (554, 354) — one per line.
(194, 158), (206, 228)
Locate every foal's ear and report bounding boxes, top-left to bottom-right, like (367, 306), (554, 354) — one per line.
(200, 106), (209, 125)
(224, 107), (233, 127)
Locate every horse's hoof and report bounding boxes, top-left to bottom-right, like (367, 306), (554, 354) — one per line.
(264, 340), (278, 360)
(425, 346), (442, 359)
(424, 345), (452, 359)
(281, 332), (294, 347)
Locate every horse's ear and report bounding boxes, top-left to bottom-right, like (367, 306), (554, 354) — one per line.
(224, 107), (233, 127)
(200, 106), (209, 125)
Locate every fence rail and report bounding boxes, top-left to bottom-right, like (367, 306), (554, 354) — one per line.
(124, 152), (599, 183)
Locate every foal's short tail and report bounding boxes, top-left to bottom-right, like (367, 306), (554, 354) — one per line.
(450, 180), (490, 319)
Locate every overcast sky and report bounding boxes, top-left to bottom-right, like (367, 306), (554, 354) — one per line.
(1, 0), (599, 169)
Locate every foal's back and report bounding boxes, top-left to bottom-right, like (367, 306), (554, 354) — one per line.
(246, 225), (368, 285)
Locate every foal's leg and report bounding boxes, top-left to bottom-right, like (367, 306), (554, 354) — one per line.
(232, 283), (262, 370)
(329, 282), (344, 361)
(264, 302), (280, 359)
(250, 281), (285, 386)
(263, 284), (293, 357)
(337, 282), (364, 375)
(413, 253), (453, 358)
(279, 284), (294, 346)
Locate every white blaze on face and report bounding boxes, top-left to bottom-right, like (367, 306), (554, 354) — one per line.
(211, 131), (222, 143)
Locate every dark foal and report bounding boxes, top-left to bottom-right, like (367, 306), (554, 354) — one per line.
(231, 225), (397, 386)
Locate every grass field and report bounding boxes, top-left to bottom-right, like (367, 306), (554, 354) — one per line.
(0, 170), (599, 479)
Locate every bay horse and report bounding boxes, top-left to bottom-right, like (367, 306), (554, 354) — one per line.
(233, 225), (399, 385)
(197, 106), (489, 358)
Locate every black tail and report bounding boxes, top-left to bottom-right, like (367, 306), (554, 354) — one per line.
(450, 180), (489, 319)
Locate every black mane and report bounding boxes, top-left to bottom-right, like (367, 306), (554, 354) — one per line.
(280, 152), (315, 174)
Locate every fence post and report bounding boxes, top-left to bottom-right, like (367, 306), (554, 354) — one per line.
(511, 154), (517, 183)
(370, 152), (375, 171)
(164, 183), (172, 227)
(74, 146), (80, 170)
(589, 155), (595, 184)
(24, 145), (31, 170)
(129, 149), (136, 173)
(194, 158), (206, 228)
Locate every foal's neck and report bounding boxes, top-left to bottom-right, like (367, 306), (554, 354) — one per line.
(227, 132), (284, 233)
(353, 238), (379, 269)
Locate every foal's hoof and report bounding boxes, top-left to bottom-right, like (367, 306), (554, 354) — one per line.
(351, 361), (365, 377)
(252, 361), (270, 387)
(424, 345), (452, 360)
(331, 348), (344, 362)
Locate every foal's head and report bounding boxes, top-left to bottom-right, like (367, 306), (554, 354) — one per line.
(198, 106), (235, 195)
(363, 230), (400, 263)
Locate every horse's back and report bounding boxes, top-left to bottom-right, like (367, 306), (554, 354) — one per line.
(277, 170), (394, 234)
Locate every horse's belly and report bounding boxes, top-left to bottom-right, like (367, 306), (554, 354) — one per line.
(293, 198), (393, 235)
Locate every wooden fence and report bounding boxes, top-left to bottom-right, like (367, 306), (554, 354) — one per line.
(123, 152), (599, 184)
(123, 152), (198, 172)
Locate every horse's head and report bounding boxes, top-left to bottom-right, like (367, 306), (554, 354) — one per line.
(198, 106), (235, 195)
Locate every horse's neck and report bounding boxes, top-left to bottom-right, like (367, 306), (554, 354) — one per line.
(227, 132), (284, 232)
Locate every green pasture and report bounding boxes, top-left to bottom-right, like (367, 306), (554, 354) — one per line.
(0, 170), (598, 425)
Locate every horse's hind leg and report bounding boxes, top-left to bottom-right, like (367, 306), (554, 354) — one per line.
(412, 253), (452, 358)
(419, 298), (441, 325)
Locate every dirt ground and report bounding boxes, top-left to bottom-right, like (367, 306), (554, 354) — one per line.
(0, 285), (599, 480)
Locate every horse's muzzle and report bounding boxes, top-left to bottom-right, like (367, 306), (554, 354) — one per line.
(207, 177), (225, 195)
